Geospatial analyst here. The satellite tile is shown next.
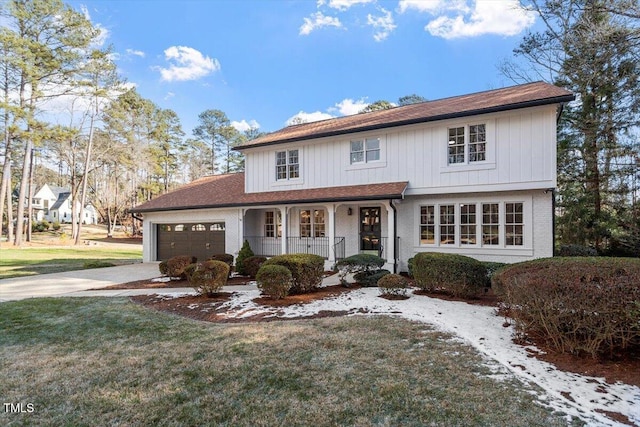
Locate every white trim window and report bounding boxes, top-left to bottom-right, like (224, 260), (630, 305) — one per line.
(419, 201), (525, 248)
(265, 211), (282, 238)
(447, 123), (486, 165)
(276, 149), (300, 180)
(300, 209), (325, 237)
(459, 204), (477, 245)
(505, 202), (524, 246)
(481, 203), (500, 245)
(419, 205), (435, 244)
(350, 137), (380, 164)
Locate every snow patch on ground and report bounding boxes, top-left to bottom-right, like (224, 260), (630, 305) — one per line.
(173, 285), (639, 427)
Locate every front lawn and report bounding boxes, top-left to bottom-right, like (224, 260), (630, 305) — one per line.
(0, 247), (143, 279)
(0, 298), (577, 426)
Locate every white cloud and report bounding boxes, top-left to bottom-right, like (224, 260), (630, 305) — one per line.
(299, 12), (343, 35)
(157, 46), (220, 82)
(398, 0), (469, 14)
(326, 0), (374, 11)
(285, 111), (334, 126)
(399, 0), (535, 39)
(126, 48), (145, 58)
(164, 92), (175, 100)
(426, 0), (536, 39)
(231, 119), (261, 132)
(329, 98), (369, 115)
(367, 8), (396, 41)
(80, 5), (110, 48)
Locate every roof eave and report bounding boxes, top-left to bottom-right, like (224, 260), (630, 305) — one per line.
(235, 94), (576, 151)
(129, 192), (407, 214)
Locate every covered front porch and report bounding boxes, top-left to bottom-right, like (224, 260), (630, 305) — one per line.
(242, 201), (397, 270)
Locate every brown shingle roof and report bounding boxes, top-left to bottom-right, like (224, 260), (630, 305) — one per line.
(236, 81), (574, 150)
(130, 173), (408, 213)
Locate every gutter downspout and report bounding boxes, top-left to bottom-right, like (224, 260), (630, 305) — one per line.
(544, 188), (556, 256)
(390, 198), (398, 274)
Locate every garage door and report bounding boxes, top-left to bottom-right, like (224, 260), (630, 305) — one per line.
(157, 222), (225, 261)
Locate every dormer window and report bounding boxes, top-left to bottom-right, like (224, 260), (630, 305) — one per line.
(448, 124), (486, 165)
(276, 149), (299, 180)
(350, 138), (380, 164)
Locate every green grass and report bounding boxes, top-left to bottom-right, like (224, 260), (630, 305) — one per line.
(0, 298), (581, 426)
(0, 247), (142, 279)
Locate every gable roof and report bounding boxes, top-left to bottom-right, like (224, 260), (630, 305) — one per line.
(130, 173), (408, 213)
(50, 192), (71, 210)
(236, 81), (574, 150)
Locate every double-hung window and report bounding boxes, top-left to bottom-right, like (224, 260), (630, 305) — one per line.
(276, 149), (300, 180)
(265, 211), (282, 238)
(505, 202), (524, 246)
(300, 209), (325, 237)
(447, 124), (486, 165)
(419, 201), (525, 247)
(350, 137), (380, 164)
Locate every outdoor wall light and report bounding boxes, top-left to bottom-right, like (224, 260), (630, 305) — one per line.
(347, 208), (353, 216)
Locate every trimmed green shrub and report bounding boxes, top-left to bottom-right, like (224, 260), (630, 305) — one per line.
(52, 220), (61, 231)
(188, 260), (230, 296)
(413, 252), (487, 298)
(243, 256), (267, 278)
(492, 257), (640, 358)
(262, 253), (324, 294)
(166, 255), (197, 279)
(354, 270), (390, 286)
(335, 253), (386, 285)
(407, 257), (415, 278)
(557, 244), (598, 257)
(235, 240), (255, 276)
(378, 273), (408, 297)
(256, 264), (292, 299)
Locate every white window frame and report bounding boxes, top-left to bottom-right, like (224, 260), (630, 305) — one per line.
(275, 149), (300, 181)
(417, 200), (527, 249)
(446, 123), (488, 166)
(299, 209), (325, 238)
(350, 137), (381, 164)
(264, 210), (282, 238)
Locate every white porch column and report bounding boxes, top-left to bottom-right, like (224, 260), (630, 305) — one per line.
(384, 201), (396, 271)
(326, 203), (336, 263)
(279, 206), (288, 255)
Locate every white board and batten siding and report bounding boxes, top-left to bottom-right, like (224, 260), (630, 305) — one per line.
(244, 105), (558, 195)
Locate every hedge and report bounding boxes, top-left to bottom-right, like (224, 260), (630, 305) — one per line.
(378, 273), (408, 297)
(243, 256), (268, 278)
(412, 252), (487, 298)
(335, 253), (386, 285)
(492, 257), (640, 358)
(262, 253), (324, 294)
(162, 255), (197, 279)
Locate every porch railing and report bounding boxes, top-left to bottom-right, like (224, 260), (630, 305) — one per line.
(244, 236), (346, 259)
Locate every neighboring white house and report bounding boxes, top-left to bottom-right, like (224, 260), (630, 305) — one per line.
(32, 184), (98, 225)
(131, 81), (574, 272)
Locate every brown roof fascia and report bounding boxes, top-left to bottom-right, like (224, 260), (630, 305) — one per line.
(129, 188), (407, 214)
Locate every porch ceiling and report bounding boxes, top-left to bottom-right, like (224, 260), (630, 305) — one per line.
(131, 172), (408, 213)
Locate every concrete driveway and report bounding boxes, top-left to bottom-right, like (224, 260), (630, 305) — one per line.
(0, 262), (169, 302)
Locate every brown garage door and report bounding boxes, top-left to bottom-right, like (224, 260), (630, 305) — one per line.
(157, 222), (226, 261)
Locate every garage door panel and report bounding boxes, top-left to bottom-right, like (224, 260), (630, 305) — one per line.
(156, 222), (226, 261)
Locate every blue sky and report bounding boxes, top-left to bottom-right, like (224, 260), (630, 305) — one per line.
(72, 0), (540, 135)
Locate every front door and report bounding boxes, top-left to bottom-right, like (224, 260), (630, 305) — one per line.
(360, 207), (381, 254)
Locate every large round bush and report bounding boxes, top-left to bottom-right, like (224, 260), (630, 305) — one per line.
(262, 253), (324, 294)
(412, 252), (487, 298)
(492, 257), (640, 358)
(188, 260), (230, 296)
(256, 264), (292, 299)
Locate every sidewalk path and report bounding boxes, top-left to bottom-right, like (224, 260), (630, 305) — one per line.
(0, 263), (161, 302)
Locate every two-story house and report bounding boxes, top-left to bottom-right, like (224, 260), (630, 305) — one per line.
(32, 184), (98, 225)
(131, 81), (574, 272)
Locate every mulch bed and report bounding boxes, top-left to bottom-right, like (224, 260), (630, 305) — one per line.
(130, 284), (363, 323)
(118, 276), (639, 389)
